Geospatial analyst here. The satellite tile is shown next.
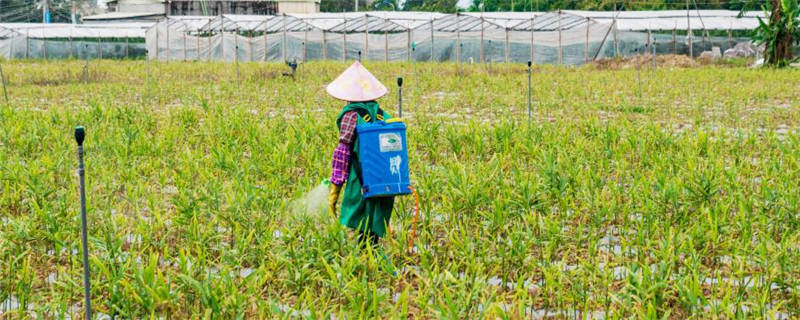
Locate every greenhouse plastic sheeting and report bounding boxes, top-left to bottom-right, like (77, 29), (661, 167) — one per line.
(146, 11), (618, 64)
(564, 10), (765, 31)
(2, 38), (146, 59)
(2, 10), (764, 63)
(0, 23), (149, 59)
(0, 23), (150, 38)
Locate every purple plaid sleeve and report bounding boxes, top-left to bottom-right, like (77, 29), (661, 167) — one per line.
(338, 112), (358, 145)
(330, 143), (350, 185)
(331, 112), (358, 186)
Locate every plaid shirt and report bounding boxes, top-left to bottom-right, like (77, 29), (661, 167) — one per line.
(330, 111), (358, 186)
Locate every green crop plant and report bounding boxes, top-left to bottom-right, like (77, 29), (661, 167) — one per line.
(0, 59), (799, 318)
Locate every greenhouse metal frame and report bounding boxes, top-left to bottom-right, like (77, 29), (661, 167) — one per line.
(0, 10), (765, 64)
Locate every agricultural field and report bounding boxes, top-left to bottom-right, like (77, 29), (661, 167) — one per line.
(1, 59), (800, 319)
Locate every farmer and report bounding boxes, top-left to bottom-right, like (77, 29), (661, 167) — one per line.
(327, 61), (394, 247)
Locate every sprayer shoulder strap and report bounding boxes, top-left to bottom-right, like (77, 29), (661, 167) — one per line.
(351, 107), (383, 190)
(354, 108), (385, 123)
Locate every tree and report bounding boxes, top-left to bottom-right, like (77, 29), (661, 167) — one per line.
(754, 0), (800, 66)
(321, 0), (361, 12)
(0, 0), (88, 23)
(403, 0), (458, 12)
(466, 0), (747, 12)
(372, 0), (400, 10)
(321, 0), (401, 12)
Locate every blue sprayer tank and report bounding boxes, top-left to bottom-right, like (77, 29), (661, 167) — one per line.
(357, 120), (411, 198)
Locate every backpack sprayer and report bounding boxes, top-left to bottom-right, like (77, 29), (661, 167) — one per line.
(356, 77), (420, 252)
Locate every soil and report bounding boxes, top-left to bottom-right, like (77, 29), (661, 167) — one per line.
(591, 54), (699, 70)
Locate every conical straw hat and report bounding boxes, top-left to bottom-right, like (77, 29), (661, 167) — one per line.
(326, 61), (388, 102)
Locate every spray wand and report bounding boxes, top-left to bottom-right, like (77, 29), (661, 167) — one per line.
(395, 76), (421, 254)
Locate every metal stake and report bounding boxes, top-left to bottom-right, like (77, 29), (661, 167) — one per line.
(527, 60), (532, 123)
(397, 76), (403, 118)
(74, 126), (92, 320)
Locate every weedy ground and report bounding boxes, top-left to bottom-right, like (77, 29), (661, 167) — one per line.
(0, 59), (799, 319)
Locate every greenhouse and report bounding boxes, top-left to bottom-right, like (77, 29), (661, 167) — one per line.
(0, 23), (151, 59)
(0, 10), (765, 64)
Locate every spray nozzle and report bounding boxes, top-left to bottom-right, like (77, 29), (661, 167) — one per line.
(74, 126), (85, 146)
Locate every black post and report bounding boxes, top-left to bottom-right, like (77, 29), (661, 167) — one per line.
(527, 60), (532, 123)
(74, 126), (91, 320)
(358, 50), (362, 61)
(397, 76), (403, 118)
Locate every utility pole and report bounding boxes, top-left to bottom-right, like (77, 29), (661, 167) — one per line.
(355, 0), (358, 11)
